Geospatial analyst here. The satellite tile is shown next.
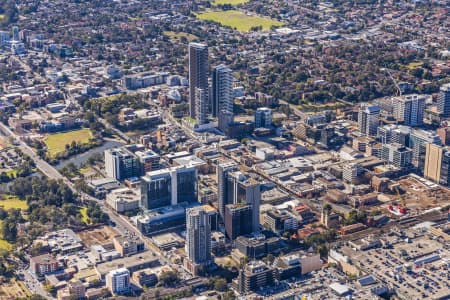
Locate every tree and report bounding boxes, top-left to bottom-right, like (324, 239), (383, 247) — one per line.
(158, 270), (179, 287)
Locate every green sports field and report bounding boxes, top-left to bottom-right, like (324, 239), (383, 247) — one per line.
(196, 10), (283, 32)
(212, 0), (249, 5)
(44, 128), (93, 157)
(0, 195), (28, 211)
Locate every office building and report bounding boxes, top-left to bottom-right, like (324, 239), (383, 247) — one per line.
(437, 127), (450, 146)
(424, 144), (444, 183)
(226, 171), (261, 233)
(237, 261), (276, 294)
(439, 150), (450, 187)
(185, 207), (211, 274)
(395, 94), (425, 126)
(381, 143), (413, 169)
(217, 161), (238, 219)
(225, 203), (253, 240)
(264, 209), (299, 234)
(12, 26), (19, 41)
(377, 124), (411, 145)
(106, 268), (130, 295)
(195, 87), (208, 125)
(358, 104), (380, 136)
(0, 31), (10, 46)
(189, 43), (208, 119)
(409, 129), (441, 170)
(212, 65), (234, 117)
(255, 107), (272, 128)
(113, 235), (145, 257)
(141, 165), (198, 210)
(437, 83), (450, 118)
(105, 148), (141, 180)
(235, 233), (283, 258)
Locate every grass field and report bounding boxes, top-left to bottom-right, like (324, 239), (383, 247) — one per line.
(196, 10), (283, 32)
(212, 0), (249, 5)
(0, 15), (4, 21)
(163, 31), (198, 42)
(0, 195), (28, 211)
(44, 129), (93, 157)
(407, 61), (423, 70)
(80, 207), (89, 224)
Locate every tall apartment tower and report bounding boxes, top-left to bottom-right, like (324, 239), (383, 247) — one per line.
(217, 161), (238, 219)
(358, 104), (380, 136)
(195, 88), (208, 125)
(437, 83), (450, 118)
(104, 148), (141, 180)
(189, 43), (208, 119)
(185, 206), (211, 274)
(106, 268), (130, 295)
(212, 65), (234, 117)
(395, 94), (425, 126)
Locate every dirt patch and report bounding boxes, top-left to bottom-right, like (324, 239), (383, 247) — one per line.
(78, 226), (120, 247)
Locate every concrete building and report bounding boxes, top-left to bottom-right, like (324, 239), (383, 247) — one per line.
(185, 206), (212, 274)
(105, 148), (140, 180)
(424, 144), (444, 183)
(106, 188), (140, 213)
(439, 150), (450, 187)
(57, 281), (85, 300)
(342, 163), (362, 184)
(141, 165), (197, 210)
(437, 83), (450, 118)
(395, 94), (425, 126)
(106, 268), (130, 295)
(237, 261), (276, 294)
(255, 107), (272, 128)
(189, 43), (208, 119)
(381, 143), (413, 169)
(212, 65), (234, 117)
(377, 124), (411, 145)
(135, 150), (160, 173)
(113, 235), (145, 257)
(30, 254), (60, 275)
(264, 209), (298, 233)
(358, 104), (380, 136)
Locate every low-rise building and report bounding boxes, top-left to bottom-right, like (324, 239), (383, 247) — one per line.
(106, 188), (140, 213)
(30, 254), (60, 275)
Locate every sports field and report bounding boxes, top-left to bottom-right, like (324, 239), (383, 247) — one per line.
(163, 31), (198, 42)
(80, 207), (89, 224)
(196, 10), (283, 32)
(0, 195), (28, 210)
(44, 128), (93, 157)
(212, 0), (249, 5)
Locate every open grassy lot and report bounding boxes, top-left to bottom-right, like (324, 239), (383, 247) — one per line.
(163, 31), (198, 42)
(44, 128), (93, 157)
(196, 10), (283, 32)
(0, 195), (28, 211)
(212, 0), (249, 5)
(0, 15), (4, 21)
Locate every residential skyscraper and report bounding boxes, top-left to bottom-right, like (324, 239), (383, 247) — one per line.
(358, 104), (380, 136)
(185, 206), (211, 275)
(189, 43), (208, 119)
(195, 87), (208, 125)
(217, 161), (238, 219)
(439, 150), (450, 187)
(437, 83), (450, 118)
(255, 107), (272, 128)
(212, 65), (234, 117)
(395, 94), (425, 126)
